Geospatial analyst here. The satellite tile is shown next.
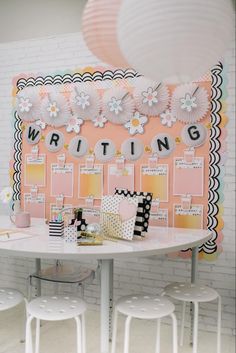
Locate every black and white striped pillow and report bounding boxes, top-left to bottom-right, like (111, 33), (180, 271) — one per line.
(114, 188), (153, 237)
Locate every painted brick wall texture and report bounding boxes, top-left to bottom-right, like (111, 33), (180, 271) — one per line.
(0, 32), (235, 335)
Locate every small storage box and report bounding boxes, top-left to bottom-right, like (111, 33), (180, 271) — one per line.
(49, 221), (64, 237)
(64, 226), (78, 243)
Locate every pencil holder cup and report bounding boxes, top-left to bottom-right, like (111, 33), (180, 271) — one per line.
(49, 221), (64, 237)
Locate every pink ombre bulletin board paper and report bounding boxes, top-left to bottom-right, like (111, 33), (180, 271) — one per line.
(50, 163), (74, 198)
(78, 165), (103, 199)
(24, 154), (46, 187)
(24, 193), (45, 218)
(108, 164), (134, 195)
(10, 64), (227, 260)
(173, 157), (204, 196)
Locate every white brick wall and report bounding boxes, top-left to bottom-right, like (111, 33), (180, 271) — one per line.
(0, 32), (235, 335)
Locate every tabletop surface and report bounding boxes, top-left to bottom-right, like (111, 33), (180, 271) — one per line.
(0, 216), (212, 260)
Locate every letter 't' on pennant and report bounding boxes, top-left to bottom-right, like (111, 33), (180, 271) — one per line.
(94, 139), (116, 162)
(45, 130), (64, 152)
(68, 136), (88, 158)
(151, 133), (176, 158)
(181, 123), (207, 147)
(121, 138), (144, 161)
(25, 123), (42, 145)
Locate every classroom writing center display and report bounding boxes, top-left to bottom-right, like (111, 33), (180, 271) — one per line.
(10, 64), (228, 259)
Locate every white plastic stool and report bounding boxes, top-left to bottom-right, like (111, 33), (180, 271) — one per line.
(25, 295), (87, 353)
(163, 283), (221, 353)
(0, 288), (27, 342)
(111, 294), (178, 353)
(0, 288), (25, 311)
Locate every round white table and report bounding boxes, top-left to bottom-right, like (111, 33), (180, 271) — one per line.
(0, 216), (211, 353)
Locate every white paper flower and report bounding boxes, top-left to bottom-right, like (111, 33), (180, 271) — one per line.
(124, 111), (148, 135)
(66, 117), (83, 134)
(41, 89), (70, 127)
(47, 101), (60, 118)
(0, 187), (13, 204)
(180, 94), (197, 112)
(18, 97), (32, 113)
(75, 91), (90, 110)
(108, 97), (123, 115)
(142, 87), (158, 107)
(92, 114), (107, 128)
(171, 84), (209, 124)
(16, 86), (41, 122)
(36, 119), (46, 130)
(133, 78), (170, 117)
(160, 109), (177, 128)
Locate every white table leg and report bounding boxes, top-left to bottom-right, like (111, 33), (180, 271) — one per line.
(35, 258), (41, 297)
(190, 246), (198, 345)
(100, 259), (113, 353)
(109, 259), (114, 342)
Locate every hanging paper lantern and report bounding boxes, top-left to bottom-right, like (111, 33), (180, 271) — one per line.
(16, 86), (41, 122)
(117, 0), (234, 83)
(102, 87), (135, 125)
(171, 83), (209, 123)
(41, 87), (70, 127)
(82, 0), (128, 68)
(71, 84), (101, 121)
(133, 78), (170, 116)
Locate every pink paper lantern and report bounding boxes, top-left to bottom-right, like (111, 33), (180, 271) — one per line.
(82, 0), (129, 68)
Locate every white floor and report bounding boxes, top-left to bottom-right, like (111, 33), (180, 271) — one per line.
(0, 303), (235, 353)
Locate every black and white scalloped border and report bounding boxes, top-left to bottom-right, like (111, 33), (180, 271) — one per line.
(12, 66), (223, 254)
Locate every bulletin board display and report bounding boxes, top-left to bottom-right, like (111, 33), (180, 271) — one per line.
(10, 63), (227, 260)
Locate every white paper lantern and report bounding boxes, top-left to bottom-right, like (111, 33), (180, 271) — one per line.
(118, 0), (234, 83)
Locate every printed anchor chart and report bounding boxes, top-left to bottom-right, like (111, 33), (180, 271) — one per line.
(11, 65), (226, 258)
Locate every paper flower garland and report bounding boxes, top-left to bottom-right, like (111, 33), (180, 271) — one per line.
(41, 88), (70, 127)
(124, 111), (148, 135)
(71, 84), (101, 121)
(133, 78), (170, 117)
(160, 110), (176, 128)
(35, 119), (47, 130)
(16, 86), (41, 122)
(171, 83), (210, 123)
(103, 87), (135, 125)
(66, 117), (84, 134)
(92, 114), (107, 128)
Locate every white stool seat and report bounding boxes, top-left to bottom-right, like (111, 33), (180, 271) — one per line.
(25, 295), (87, 353)
(116, 294), (175, 319)
(112, 294), (178, 353)
(0, 288), (24, 311)
(163, 282), (221, 353)
(164, 283), (219, 303)
(27, 295), (86, 321)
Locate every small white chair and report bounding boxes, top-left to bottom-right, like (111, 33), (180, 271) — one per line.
(111, 294), (178, 353)
(163, 283), (221, 353)
(25, 295), (87, 353)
